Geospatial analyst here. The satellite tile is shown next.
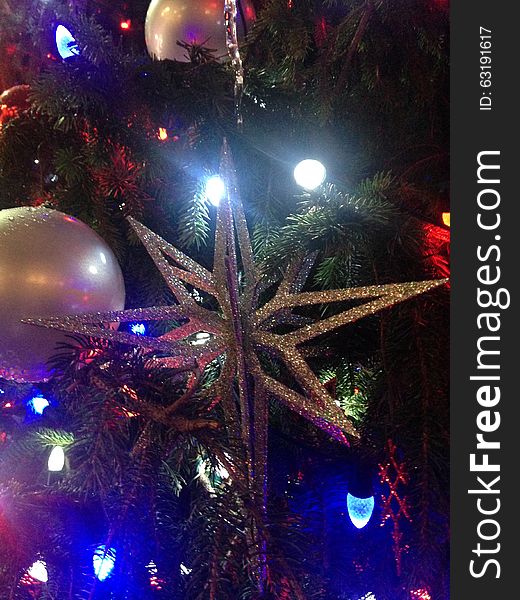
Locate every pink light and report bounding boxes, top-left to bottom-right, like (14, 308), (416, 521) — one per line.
(410, 589), (431, 600)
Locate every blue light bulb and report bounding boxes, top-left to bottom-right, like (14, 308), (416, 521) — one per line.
(55, 25), (80, 60)
(347, 493), (375, 529)
(93, 545), (116, 581)
(130, 323), (146, 335)
(28, 395), (50, 415)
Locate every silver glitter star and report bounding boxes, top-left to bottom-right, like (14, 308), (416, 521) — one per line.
(24, 140), (447, 488)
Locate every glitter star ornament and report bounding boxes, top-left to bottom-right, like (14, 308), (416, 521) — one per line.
(25, 140), (447, 491)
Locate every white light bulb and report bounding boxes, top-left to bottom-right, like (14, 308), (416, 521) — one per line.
(205, 176), (226, 207)
(55, 25), (79, 60)
(27, 560), (48, 583)
(191, 332), (211, 346)
(293, 159), (327, 190)
(47, 446), (65, 472)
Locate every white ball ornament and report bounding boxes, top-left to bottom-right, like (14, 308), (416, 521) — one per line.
(145, 0), (256, 62)
(0, 207), (125, 382)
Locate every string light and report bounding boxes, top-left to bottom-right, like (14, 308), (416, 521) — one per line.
(130, 323), (146, 335)
(204, 175), (226, 206)
(347, 493), (375, 529)
(157, 127), (168, 141)
(93, 545), (116, 581)
(190, 332), (211, 346)
(146, 561), (164, 590)
(55, 25), (79, 60)
(293, 159), (326, 190)
(28, 395), (50, 415)
(47, 446), (65, 472)
(410, 589), (431, 600)
(146, 560), (158, 574)
(197, 455), (231, 492)
(120, 19), (132, 31)
(26, 560), (48, 583)
(442, 211), (450, 227)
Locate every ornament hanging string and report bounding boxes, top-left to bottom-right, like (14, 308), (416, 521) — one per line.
(225, 0), (245, 127)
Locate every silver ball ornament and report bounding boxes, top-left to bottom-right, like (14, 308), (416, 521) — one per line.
(0, 207), (125, 382)
(145, 0), (256, 62)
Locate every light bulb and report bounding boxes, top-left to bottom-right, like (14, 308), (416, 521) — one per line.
(146, 560), (158, 575)
(347, 492), (375, 529)
(190, 332), (211, 346)
(93, 545), (116, 581)
(27, 560), (48, 583)
(130, 323), (146, 335)
(28, 395), (50, 415)
(55, 25), (79, 60)
(157, 127), (168, 141)
(410, 589), (431, 600)
(47, 446), (65, 472)
(217, 462), (230, 480)
(293, 159), (326, 190)
(204, 175), (226, 207)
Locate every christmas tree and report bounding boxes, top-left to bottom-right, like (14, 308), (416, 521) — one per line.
(0, 1), (449, 599)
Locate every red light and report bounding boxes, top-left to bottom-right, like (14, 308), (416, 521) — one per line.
(120, 19), (131, 31)
(442, 211), (450, 227)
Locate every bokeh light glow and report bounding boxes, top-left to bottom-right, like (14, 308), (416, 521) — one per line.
(205, 175), (226, 206)
(293, 159), (326, 190)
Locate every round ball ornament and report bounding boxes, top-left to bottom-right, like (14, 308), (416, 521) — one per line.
(145, 0), (256, 62)
(0, 207), (125, 382)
